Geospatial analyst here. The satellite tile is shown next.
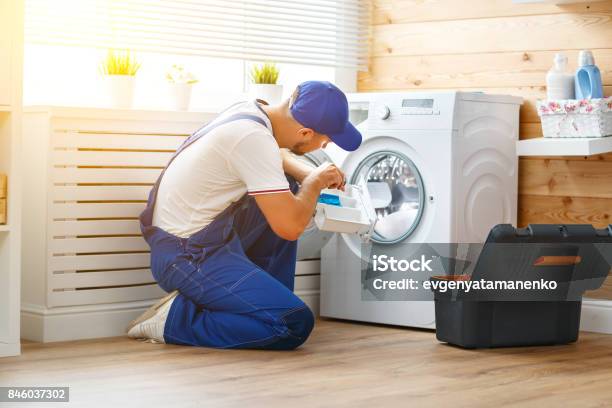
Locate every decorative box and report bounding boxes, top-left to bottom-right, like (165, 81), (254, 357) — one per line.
(537, 97), (612, 138)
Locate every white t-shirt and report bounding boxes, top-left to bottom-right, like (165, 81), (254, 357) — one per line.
(152, 101), (290, 238)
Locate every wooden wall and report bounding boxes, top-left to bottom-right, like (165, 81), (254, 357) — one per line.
(360, 0), (612, 298)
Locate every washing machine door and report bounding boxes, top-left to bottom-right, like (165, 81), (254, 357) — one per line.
(345, 137), (426, 249)
(294, 150), (334, 260)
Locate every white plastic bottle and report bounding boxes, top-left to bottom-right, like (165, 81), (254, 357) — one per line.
(546, 53), (575, 100)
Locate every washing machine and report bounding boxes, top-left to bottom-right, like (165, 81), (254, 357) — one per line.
(320, 91), (523, 328)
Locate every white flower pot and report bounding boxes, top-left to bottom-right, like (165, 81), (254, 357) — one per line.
(103, 75), (136, 109)
(248, 83), (283, 105)
(168, 83), (194, 111)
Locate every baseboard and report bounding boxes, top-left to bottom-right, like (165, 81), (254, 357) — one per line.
(21, 300), (160, 342)
(21, 290), (320, 343)
(0, 342), (21, 357)
(580, 298), (612, 334)
(21, 294), (605, 343)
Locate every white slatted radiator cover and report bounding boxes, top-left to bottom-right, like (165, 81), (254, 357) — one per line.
(50, 130), (179, 307)
(22, 107), (321, 341)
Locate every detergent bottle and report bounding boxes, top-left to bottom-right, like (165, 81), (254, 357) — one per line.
(575, 50), (604, 99)
(546, 53), (574, 100)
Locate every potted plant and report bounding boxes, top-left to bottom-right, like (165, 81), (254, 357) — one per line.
(248, 62), (282, 104)
(166, 64), (198, 111)
(99, 49), (141, 109)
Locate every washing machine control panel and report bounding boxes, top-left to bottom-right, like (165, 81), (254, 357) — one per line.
(371, 99), (442, 124)
(346, 92), (456, 130)
(399, 98), (439, 115)
(375, 105), (391, 120)
(371, 101), (440, 119)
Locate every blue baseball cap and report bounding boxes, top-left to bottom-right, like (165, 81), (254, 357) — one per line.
(290, 81), (362, 152)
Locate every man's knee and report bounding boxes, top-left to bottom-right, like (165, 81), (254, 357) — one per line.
(268, 304), (315, 350)
(285, 305), (315, 341)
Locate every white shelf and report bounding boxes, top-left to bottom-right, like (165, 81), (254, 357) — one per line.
(0, 225), (9, 232)
(517, 137), (612, 156)
(24, 105), (216, 123)
(0, 106), (12, 112)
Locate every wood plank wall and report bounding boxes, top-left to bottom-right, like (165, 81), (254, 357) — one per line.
(359, 0), (612, 299)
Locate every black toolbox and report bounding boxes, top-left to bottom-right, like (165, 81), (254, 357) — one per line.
(431, 224), (612, 349)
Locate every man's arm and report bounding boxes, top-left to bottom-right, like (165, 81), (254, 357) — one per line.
(254, 163), (344, 241)
(281, 149), (346, 189)
(280, 149), (313, 184)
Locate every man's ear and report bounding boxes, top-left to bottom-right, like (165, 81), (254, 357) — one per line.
(298, 128), (315, 140)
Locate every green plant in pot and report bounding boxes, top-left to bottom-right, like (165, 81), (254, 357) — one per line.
(166, 64), (198, 111)
(99, 49), (141, 109)
(248, 62), (282, 104)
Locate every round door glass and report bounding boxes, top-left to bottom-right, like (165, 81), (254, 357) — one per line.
(351, 151), (425, 244)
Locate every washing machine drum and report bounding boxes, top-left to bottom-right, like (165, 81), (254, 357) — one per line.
(351, 150), (425, 244)
(295, 150), (334, 260)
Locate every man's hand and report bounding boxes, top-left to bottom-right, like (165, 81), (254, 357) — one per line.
(305, 162), (346, 191)
(254, 162), (345, 241)
(280, 150), (346, 190)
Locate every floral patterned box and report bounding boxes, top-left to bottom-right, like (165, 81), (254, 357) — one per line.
(537, 97), (612, 138)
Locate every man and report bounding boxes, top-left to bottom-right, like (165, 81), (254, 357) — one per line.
(126, 81), (361, 349)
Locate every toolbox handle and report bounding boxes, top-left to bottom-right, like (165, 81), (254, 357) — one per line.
(533, 256), (582, 266)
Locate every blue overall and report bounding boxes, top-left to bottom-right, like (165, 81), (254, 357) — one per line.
(139, 111), (314, 350)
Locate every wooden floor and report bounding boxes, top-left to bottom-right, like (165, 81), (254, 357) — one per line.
(2, 319), (612, 407)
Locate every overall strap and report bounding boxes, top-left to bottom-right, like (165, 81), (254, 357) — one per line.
(140, 112), (268, 229)
(171, 113), (267, 164)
